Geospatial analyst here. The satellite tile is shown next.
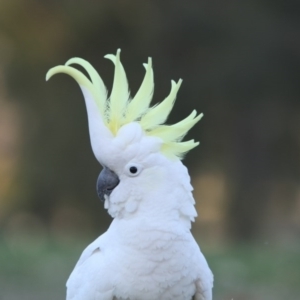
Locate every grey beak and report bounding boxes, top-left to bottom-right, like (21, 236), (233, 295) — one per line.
(96, 167), (120, 202)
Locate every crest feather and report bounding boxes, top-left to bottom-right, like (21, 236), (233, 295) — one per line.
(46, 50), (203, 159)
(65, 57), (107, 115)
(46, 65), (106, 116)
(125, 58), (154, 123)
(140, 79), (182, 130)
(104, 49), (129, 134)
(148, 111), (203, 143)
(162, 140), (200, 160)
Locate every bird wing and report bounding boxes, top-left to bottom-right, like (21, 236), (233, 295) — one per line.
(72, 232), (108, 269)
(174, 165), (214, 300)
(193, 241), (214, 300)
(194, 265), (214, 300)
(66, 232), (115, 300)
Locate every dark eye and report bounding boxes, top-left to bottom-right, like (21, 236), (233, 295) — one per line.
(125, 163), (142, 177)
(129, 166), (138, 174)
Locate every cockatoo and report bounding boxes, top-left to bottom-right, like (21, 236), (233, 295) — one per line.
(46, 49), (213, 300)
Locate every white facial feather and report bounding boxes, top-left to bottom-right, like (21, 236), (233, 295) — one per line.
(103, 129), (197, 224)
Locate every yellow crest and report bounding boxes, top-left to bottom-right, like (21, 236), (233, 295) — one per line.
(46, 49), (203, 159)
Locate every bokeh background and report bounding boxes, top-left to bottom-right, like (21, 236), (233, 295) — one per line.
(0, 1), (300, 299)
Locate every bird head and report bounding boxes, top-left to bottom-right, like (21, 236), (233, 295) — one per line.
(46, 49), (202, 220)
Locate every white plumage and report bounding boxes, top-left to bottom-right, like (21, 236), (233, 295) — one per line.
(47, 50), (213, 300)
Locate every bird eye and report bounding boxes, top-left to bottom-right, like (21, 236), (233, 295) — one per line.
(129, 166), (138, 174)
(125, 163), (142, 177)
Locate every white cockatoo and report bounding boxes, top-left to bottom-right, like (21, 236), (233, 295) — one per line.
(46, 49), (213, 300)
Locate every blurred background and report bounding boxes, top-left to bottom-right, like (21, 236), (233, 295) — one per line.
(0, 0), (300, 299)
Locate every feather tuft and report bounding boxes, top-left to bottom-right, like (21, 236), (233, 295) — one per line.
(148, 112), (203, 143)
(65, 57), (107, 116)
(124, 57), (154, 123)
(104, 49), (129, 134)
(161, 140), (200, 160)
(46, 65), (106, 117)
(46, 50), (203, 159)
(140, 79), (182, 130)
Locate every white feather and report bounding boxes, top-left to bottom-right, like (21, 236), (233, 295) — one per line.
(46, 51), (213, 300)
(66, 136), (213, 299)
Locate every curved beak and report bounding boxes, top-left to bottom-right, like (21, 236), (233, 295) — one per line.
(96, 167), (120, 202)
